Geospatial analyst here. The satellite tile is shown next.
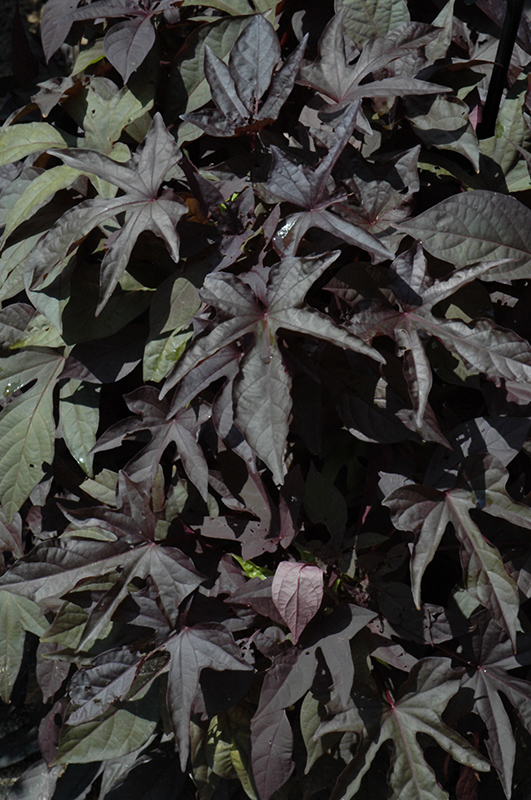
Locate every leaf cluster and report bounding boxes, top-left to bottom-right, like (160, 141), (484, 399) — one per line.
(1, 1), (531, 799)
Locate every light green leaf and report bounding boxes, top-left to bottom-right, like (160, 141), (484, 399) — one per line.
(55, 685), (159, 764)
(0, 167), (40, 226)
(300, 692), (340, 774)
(26, 255), (73, 333)
(169, 15), (251, 125)
(232, 555), (272, 580)
(143, 274), (201, 382)
(425, 0), (455, 63)
(0, 233), (42, 302)
(0, 352), (64, 520)
(205, 716), (235, 779)
(180, 0), (271, 14)
(70, 38), (105, 75)
(2, 166), (80, 245)
(0, 123), (71, 166)
(479, 77), (531, 193)
(41, 600), (91, 650)
(144, 330), (193, 383)
(336, 0), (410, 47)
(10, 313), (64, 350)
(68, 77), (153, 156)
(0, 349), (62, 397)
(79, 469), (118, 506)
(59, 380), (101, 476)
(406, 95), (479, 172)
(0, 590), (46, 702)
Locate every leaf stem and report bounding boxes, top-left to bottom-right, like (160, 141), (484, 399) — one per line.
(477, 0), (526, 139)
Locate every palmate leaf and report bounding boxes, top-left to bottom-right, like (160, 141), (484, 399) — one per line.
(0, 81), (153, 247)
(383, 456), (521, 646)
(165, 624), (253, 771)
(162, 253), (384, 484)
(91, 387), (209, 500)
(459, 614), (531, 797)
(2, 473), (203, 637)
(0, 538), (132, 603)
(183, 15), (307, 137)
(322, 659), (489, 800)
(349, 244), (531, 427)
(263, 103), (393, 260)
(26, 114), (186, 314)
(40, 0), (177, 80)
(332, 145), (420, 254)
(73, 540), (204, 651)
(301, 11), (445, 109)
(250, 604), (376, 800)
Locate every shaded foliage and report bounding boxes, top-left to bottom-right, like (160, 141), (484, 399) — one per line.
(1, 1), (531, 799)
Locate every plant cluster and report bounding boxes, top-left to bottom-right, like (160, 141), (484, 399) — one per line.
(1, 0), (531, 798)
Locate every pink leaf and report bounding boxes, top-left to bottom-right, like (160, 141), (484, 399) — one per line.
(272, 561), (323, 643)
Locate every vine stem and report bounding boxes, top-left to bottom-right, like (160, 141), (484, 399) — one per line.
(477, 0), (526, 139)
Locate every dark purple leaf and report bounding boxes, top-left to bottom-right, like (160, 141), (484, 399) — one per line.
(183, 15), (306, 137)
(349, 244), (531, 428)
(229, 14), (280, 112)
(104, 17), (156, 83)
(300, 12), (446, 108)
(262, 104), (393, 261)
(165, 624), (252, 770)
(226, 576), (284, 625)
(40, 0), (83, 62)
(383, 457), (521, 645)
(271, 561), (323, 643)
(27, 114), (186, 313)
(36, 641), (70, 703)
(67, 649), (168, 725)
(164, 253), (383, 484)
(324, 659), (489, 800)
(92, 387), (209, 500)
(459, 614), (531, 796)
(251, 709), (294, 800)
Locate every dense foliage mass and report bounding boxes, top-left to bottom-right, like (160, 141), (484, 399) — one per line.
(1, 0), (531, 798)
